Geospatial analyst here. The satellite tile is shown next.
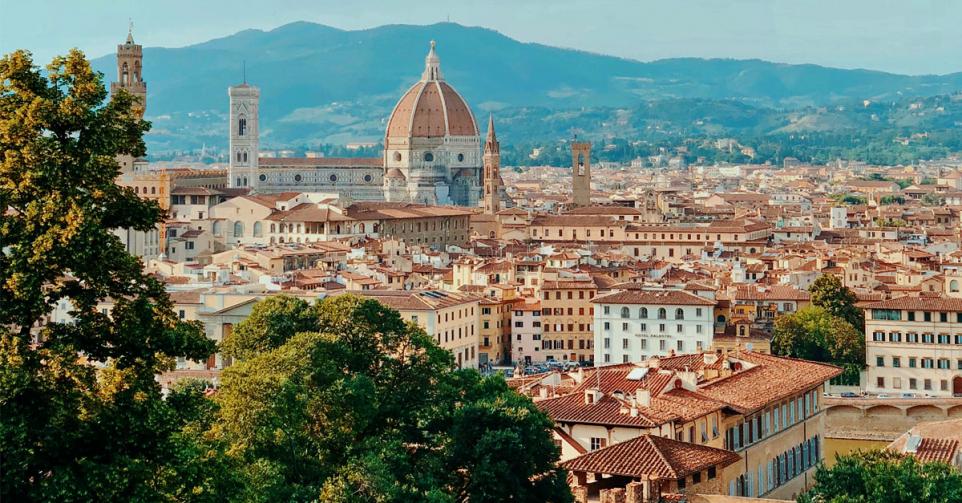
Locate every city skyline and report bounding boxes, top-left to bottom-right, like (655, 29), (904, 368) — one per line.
(3, 0), (962, 76)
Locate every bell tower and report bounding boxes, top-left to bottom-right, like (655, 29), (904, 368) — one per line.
(110, 22), (147, 176)
(482, 115), (501, 215)
(228, 80), (260, 189)
(572, 141), (591, 207)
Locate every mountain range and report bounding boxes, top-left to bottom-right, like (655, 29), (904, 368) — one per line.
(89, 21), (962, 154)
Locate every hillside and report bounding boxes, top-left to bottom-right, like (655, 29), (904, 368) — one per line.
(88, 21), (962, 153)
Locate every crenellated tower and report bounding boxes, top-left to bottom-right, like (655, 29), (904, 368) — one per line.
(110, 23), (147, 175)
(571, 141), (591, 207)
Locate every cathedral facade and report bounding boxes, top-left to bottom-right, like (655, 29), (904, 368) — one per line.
(229, 41), (483, 207)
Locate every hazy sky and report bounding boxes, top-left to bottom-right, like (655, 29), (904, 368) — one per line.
(2, 0), (959, 75)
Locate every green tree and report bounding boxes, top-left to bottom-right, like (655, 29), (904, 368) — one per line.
(0, 50), (217, 500)
(809, 274), (864, 332)
(921, 193), (944, 206)
(220, 295), (319, 360)
(772, 306), (864, 365)
(799, 450), (962, 503)
(214, 295), (571, 502)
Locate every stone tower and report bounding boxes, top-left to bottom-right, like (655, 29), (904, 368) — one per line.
(482, 115), (501, 214)
(571, 141), (591, 207)
(110, 23), (147, 175)
(228, 82), (260, 189)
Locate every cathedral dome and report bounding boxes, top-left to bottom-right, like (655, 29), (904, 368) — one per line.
(385, 41), (478, 140)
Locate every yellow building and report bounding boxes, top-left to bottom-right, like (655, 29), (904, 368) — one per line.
(537, 351), (840, 501)
(541, 279), (598, 363)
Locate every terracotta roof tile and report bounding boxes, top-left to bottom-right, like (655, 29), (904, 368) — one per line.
(560, 434), (740, 479)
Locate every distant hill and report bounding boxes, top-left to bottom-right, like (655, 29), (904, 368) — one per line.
(89, 21), (962, 153)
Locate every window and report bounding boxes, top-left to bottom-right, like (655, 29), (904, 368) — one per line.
(640, 307), (648, 318)
(423, 152), (434, 162)
(233, 221), (244, 237)
(677, 340), (684, 352)
(889, 332), (902, 342)
(590, 437), (606, 451)
(872, 332), (885, 342)
(909, 378), (917, 390)
(675, 308), (685, 320)
(872, 309), (901, 321)
(620, 306), (630, 318)
(876, 356), (885, 367)
(623, 339), (629, 349)
(922, 333), (935, 344)
(892, 357), (900, 368)
(696, 308), (703, 317)
(658, 308), (667, 319)
(603, 306), (610, 315)
(908, 311), (916, 321)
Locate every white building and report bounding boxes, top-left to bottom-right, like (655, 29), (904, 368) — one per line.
(592, 289), (716, 364)
(863, 297), (962, 397)
(512, 301), (544, 365)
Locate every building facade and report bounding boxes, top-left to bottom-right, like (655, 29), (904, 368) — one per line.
(864, 297), (962, 397)
(593, 290), (716, 364)
(541, 280), (597, 363)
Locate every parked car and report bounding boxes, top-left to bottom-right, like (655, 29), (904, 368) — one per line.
(877, 393), (891, 399)
(900, 393), (916, 398)
(840, 392), (859, 398)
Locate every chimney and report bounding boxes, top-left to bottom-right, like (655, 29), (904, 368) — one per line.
(648, 356), (660, 369)
(539, 387), (548, 399)
(703, 353), (718, 366)
(635, 389), (651, 408)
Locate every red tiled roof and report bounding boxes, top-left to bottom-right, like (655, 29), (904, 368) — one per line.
(560, 434), (740, 479)
(862, 297), (962, 312)
(696, 352), (840, 414)
(258, 157), (382, 168)
(913, 438), (959, 464)
(593, 290), (715, 306)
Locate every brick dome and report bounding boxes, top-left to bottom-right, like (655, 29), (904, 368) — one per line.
(385, 41), (478, 139)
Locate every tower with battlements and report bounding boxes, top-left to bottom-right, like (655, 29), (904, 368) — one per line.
(572, 142), (591, 207)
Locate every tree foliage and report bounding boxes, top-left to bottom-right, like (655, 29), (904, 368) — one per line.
(214, 295), (572, 502)
(0, 49), (217, 500)
(772, 306), (864, 366)
(809, 274), (864, 332)
(220, 295), (319, 361)
(799, 450), (962, 503)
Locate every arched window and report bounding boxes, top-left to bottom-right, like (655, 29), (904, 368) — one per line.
(675, 308), (685, 320)
(253, 222), (263, 237)
(238, 118), (247, 136)
(640, 307), (648, 318)
(358, 223), (365, 233)
(233, 221), (244, 237)
(212, 221), (221, 235)
(658, 308), (667, 320)
(620, 307), (630, 318)
(121, 62), (129, 85)
(242, 152), (248, 162)
(270, 224), (275, 233)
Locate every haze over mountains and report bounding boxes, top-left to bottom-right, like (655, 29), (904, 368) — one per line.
(89, 21), (962, 154)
